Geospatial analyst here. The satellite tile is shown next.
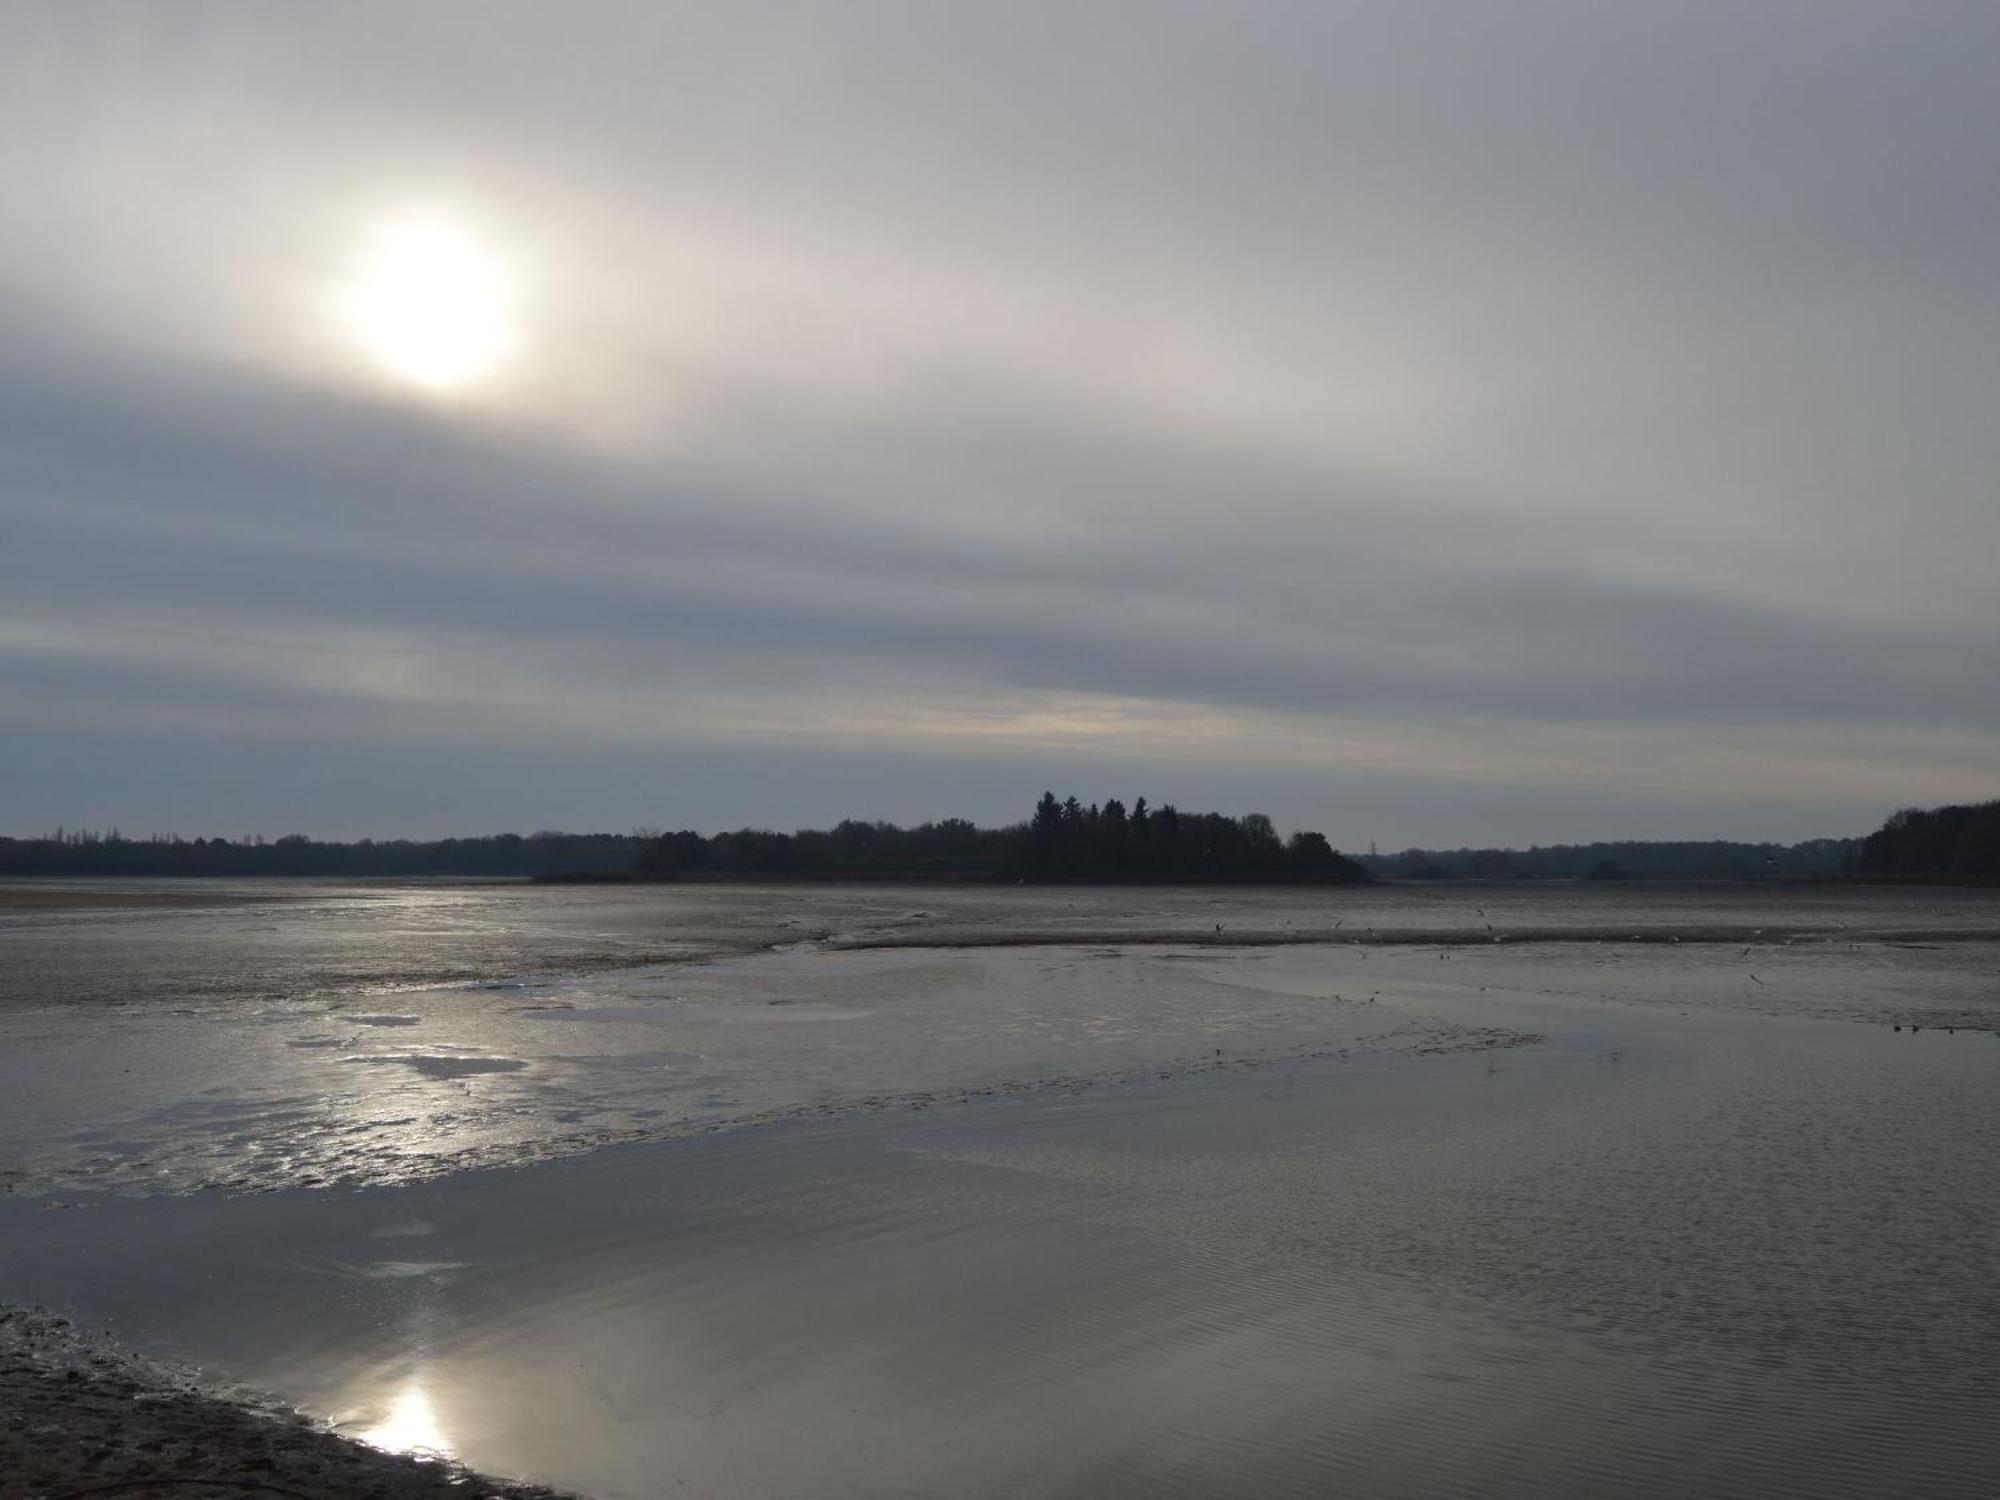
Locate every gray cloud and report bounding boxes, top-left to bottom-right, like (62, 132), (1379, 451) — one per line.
(3, 2), (1997, 842)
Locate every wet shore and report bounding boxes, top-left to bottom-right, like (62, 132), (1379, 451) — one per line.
(0, 1305), (572, 1500)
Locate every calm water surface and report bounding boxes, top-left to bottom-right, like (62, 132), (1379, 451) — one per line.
(2, 881), (1997, 1497)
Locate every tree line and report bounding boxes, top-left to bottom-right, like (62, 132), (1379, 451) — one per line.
(17, 800), (1974, 882)
(0, 829), (644, 878)
(1855, 801), (2000, 878)
(1018, 793), (1363, 882)
(633, 817), (1013, 878)
(628, 794), (1366, 883)
(1360, 837), (1863, 882)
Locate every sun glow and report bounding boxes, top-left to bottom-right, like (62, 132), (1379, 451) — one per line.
(358, 1379), (452, 1457)
(341, 217), (514, 392)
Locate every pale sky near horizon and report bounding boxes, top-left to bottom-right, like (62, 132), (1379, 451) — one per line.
(3, 2), (1997, 848)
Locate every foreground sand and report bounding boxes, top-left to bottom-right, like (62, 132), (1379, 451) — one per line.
(1, 1305), (571, 1500)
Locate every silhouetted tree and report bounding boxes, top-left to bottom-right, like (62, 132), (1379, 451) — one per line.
(1000, 795), (1364, 884)
(1857, 800), (2000, 878)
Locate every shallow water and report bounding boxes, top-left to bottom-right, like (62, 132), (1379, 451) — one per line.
(6, 1013), (1995, 1498)
(3, 881), (1998, 1497)
(4, 881), (1996, 1196)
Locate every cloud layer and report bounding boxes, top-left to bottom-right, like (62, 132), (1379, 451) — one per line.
(4, 3), (1997, 843)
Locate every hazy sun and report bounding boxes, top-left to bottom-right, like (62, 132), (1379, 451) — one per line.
(341, 217), (514, 392)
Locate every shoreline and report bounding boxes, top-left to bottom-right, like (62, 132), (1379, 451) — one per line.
(0, 885), (304, 910)
(0, 1305), (574, 1500)
(825, 921), (2000, 949)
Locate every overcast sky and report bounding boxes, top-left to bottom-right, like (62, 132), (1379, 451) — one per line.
(4, 2), (1996, 847)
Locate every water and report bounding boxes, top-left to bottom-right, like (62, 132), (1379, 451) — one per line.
(2, 880), (1998, 1496)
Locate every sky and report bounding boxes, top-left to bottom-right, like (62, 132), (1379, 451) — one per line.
(4, 2), (1997, 848)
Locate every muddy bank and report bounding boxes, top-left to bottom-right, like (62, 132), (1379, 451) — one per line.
(0, 1305), (572, 1500)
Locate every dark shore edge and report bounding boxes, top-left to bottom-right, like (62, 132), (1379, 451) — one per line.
(825, 923), (2000, 950)
(535, 870), (2000, 888)
(0, 1304), (578, 1500)
(529, 869), (1372, 885)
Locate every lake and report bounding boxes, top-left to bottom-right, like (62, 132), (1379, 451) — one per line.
(3, 880), (1997, 1497)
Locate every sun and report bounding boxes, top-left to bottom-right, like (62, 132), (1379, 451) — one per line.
(341, 217), (514, 392)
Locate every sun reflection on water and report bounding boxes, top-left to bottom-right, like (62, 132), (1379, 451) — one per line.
(358, 1379), (452, 1458)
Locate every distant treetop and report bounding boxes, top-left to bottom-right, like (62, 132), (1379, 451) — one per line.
(1856, 800), (2000, 878)
(628, 795), (1367, 884)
